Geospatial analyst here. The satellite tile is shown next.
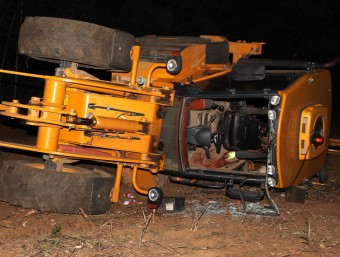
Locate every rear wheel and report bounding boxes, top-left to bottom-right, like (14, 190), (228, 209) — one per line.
(18, 16), (135, 70)
(0, 160), (114, 214)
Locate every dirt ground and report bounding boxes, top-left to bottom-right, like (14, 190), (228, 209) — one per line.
(0, 122), (339, 257)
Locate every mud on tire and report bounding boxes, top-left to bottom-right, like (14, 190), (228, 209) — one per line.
(18, 16), (135, 70)
(0, 160), (114, 214)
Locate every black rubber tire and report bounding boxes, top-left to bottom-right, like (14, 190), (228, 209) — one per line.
(317, 166), (329, 183)
(0, 160), (114, 214)
(18, 16), (135, 70)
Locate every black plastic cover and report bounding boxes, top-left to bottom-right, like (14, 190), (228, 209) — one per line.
(223, 112), (262, 150)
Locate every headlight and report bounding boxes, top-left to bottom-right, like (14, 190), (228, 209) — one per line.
(270, 95), (280, 105)
(166, 56), (182, 75)
(147, 187), (164, 209)
(267, 177), (277, 187)
(148, 187), (161, 201)
(267, 165), (276, 175)
(268, 110), (277, 120)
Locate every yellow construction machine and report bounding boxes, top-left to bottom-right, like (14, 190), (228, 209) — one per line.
(0, 17), (337, 214)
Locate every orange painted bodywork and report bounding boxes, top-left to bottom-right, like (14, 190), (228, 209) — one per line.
(276, 70), (332, 188)
(2, 36), (331, 201)
(0, 67), (172, 201)
(298, 104), (328, 160)
(110, 38), (263, 86)
(59, 88), (164, 154)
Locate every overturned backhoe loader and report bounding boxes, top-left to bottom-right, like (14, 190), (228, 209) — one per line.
(0, 17), (337, 214)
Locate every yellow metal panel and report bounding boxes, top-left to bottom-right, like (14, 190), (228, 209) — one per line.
(36, 80), (66, 151)
(59, 88), (163, 154)
(229, 41), (263, 62)
(59, 88), (92, 144)
(298, 105), (328, 160)
(0, 68), (171, 98)
(276, 70), (332, 188)
(0, 141), (161, 167)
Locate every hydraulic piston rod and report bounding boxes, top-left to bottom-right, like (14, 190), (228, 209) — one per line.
(91, 116), (148, 133)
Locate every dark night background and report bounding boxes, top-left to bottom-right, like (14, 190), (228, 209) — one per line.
(0, 0), (339, 114)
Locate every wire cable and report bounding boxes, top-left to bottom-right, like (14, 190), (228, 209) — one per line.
(291, 143), (312, 185)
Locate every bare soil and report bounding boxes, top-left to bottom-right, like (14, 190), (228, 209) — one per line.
(0, 122), (339, 257)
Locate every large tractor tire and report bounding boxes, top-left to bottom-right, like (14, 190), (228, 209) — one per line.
(0, 160), (114, 214)
(18, 16), (135, 70)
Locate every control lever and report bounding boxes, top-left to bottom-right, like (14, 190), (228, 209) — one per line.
(204, 146), (210, 159)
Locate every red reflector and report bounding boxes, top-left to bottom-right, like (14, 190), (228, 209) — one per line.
(148, 203), (158, 209)
(312, 135), (324, 146)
